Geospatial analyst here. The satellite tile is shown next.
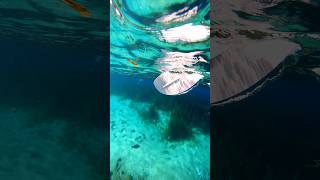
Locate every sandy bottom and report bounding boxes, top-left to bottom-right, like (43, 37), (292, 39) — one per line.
(110, 95), (210, 180)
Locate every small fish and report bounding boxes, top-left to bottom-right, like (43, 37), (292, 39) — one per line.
(128, 58), (138, 68)
(62, 0), (91, 17)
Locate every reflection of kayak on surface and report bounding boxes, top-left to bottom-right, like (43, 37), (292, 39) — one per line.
(153, 51), (207, 95)
(211, 38), (301, 105)
(161, 76), (180, 89)
(211, 0), (305, 105)
(154, 71), (204, 95)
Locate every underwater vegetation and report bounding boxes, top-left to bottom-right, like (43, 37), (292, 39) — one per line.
(136, 104), (160, 124)
(164, 107), (194, 141)
(111, 73), (210, 143)
(131, 97), (210, 142)
(163, 98), (210, 142)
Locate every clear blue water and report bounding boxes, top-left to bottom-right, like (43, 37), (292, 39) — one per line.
(110, 0), (210, 179)
(110, 0), (210, 83)
(110, 73), (210, 179)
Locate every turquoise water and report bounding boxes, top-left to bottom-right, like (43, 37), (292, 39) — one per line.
(110, 0), (210, 179)
(110, 0), (210, 84)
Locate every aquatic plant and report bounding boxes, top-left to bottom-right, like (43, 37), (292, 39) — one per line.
(164, 107), (193, 141)
(137, 104), (159, 124)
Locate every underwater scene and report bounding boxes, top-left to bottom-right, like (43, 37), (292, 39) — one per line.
(110, 0), (210, 179)
(212, 0), (320, 179)
(0, 1), (107, 179)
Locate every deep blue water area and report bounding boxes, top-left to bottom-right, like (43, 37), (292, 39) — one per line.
(212, 68), (320, 180)
(0, 38), (108, 179)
